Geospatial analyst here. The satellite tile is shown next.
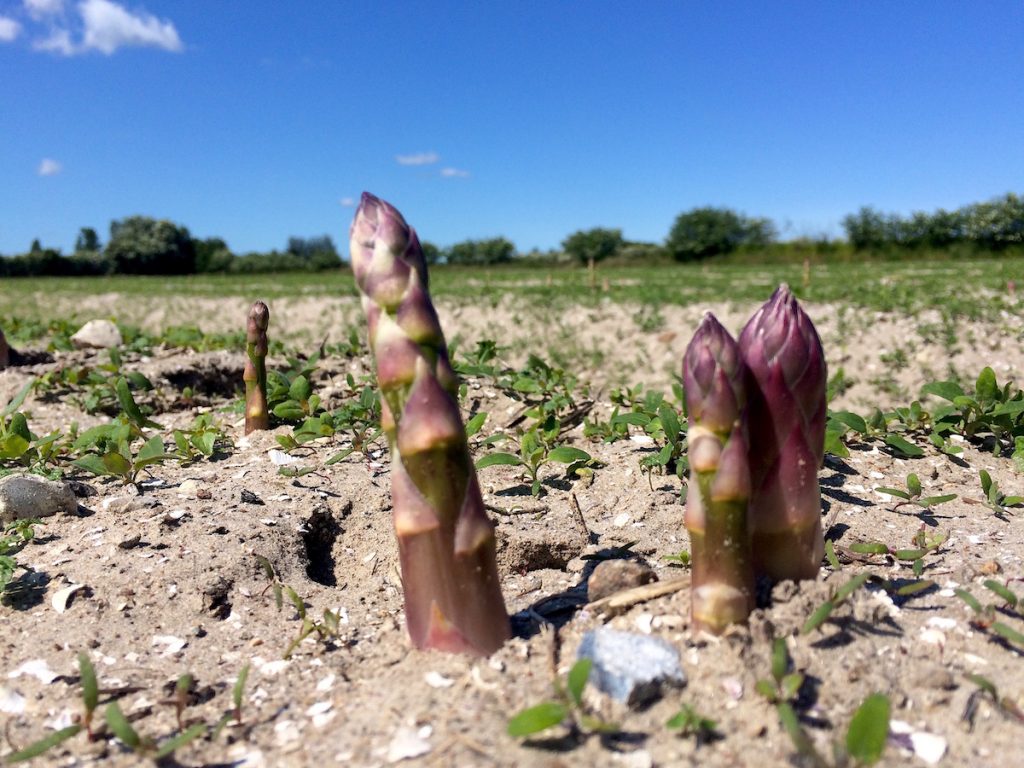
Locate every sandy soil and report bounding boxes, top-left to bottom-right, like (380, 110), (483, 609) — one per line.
(1, 293), (1022, 767)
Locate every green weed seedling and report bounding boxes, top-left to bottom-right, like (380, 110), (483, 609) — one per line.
(844, 527), (947, 578)
(663, 549), (691, 568)
(1, 380), (66, 477)
(758, 641), (890, 767)
(477, 421), (593, 497)
(954, 580), (1024, 650)
(172, 413), (232, 462)
(5, 653), (98, 762)
(265, 351), (322, 422)
(875, 473), (956, 512)
(507, 659), (617, 741)
(0, 519), (41, 600)
(104, 700), (206, 762)
(211, 664), (251, 740)
(71, 377), (174, 485)
(921, 368), (1024, 456)
(665, 703), (718, 743)
(963, 673), (1024, 730)
(825, 408), (925, 459)
(965, 470), (1024, 518)
(256, 555), (342, 658)
(507, 353), (587, 425)
(802, 573), (872, 634)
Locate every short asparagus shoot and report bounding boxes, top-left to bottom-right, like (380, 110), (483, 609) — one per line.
(243, 300), (270, 434)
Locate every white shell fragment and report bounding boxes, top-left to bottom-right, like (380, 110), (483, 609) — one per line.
(890, 720), (948, 764)
(0, 685), (26, 714)
(152, 635), (187, 656)
(51, 583), (86, 613)
(424, 671), (454, 688)
(268, 450), (300, 466)
(386, 725), (432, 763)
(7, 659), (59, 684)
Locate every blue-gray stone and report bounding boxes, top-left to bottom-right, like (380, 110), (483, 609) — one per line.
(577, 627), (685, 708)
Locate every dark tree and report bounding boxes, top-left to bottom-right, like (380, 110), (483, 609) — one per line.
(106, 216), (196, 274)
(561, 227), (625, 270)
(666, 207), (776, 261)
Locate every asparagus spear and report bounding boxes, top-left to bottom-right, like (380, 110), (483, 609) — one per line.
(243, 301), (270, 434)
(739, 284), (826, 582)
(683, 313), (755, 633)
(350, 192), (510, 655)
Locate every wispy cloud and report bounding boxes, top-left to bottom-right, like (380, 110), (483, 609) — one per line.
(24, 0), (64, 20)
(38, 158), (62, 176)
(440, 167), (470, 178)
(395, 151), (440, 166)
(0, 16), (22, 41)
(339, 197), (355, 207)
(34, 28), (73, 53)
(80, 0), (181, 54)
(21, 0), (181, 55)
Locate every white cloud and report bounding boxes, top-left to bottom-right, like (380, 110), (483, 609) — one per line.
(395, 151), (439, 166)
(0, 16), (22, 41)
(440, 167), (470, 178)
(339, 197), (356, 207)
(80, 0), (182, 54)
(38, 158), (62, 176)
(33, 28), (74, 53)
(24, 0), (64, 19)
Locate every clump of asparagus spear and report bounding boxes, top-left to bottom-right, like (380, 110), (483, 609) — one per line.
(243, 301), (270, 434)
(683, 313), (755, 633)
(739, 284), (826, 582)
(350, 192), (510, 655)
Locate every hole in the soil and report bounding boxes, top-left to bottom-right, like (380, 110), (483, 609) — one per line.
(165, 362), (244, 399)
(302, 503), (346, 586)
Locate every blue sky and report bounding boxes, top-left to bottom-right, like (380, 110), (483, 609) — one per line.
(2, 1), (1022, 257)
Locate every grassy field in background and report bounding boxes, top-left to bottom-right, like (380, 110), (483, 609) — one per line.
(1, 257), (1021, 323)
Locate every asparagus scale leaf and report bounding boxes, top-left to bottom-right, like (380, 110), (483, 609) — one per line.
(350, 192), (510, 655)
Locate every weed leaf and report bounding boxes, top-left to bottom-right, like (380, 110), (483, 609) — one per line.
(846, 693), (890, 765)
(4, 725), (82, 763)
(507, 701), (569, 737)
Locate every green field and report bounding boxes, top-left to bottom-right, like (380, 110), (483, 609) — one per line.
(1, 257), (1022, 325)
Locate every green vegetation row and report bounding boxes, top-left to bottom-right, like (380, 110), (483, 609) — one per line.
(3, 192), (1022, 278)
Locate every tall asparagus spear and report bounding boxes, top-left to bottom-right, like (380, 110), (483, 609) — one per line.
(243, 301), (270, 434)
(739, 284), (826, 582)
(350, 192), (510, 655)
(683, 313), (755, 633)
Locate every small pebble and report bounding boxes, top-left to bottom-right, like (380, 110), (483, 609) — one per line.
(588, 559), (657, 602)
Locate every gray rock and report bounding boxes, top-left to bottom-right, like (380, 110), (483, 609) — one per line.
(70, 320), (123, 349)
(0, 474), (78, 523)
(577, 627), (685, 708)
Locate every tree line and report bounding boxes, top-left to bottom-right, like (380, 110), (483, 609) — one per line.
(2, 193), (1021, 277)
(0, 216), (342, 277)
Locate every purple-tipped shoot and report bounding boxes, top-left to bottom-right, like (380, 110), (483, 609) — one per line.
(350, 192), (510, 656)
(243, 301), (270, 434)
(739, 284), (826, 582)
(683, 313), (755, 633)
